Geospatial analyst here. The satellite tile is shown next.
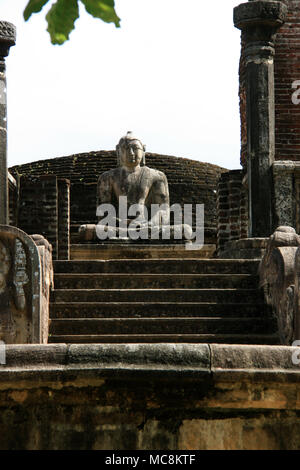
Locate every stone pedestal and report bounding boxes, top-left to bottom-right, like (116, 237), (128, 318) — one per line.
(0, 22), (15, 225)
(234, 1), (287, 237)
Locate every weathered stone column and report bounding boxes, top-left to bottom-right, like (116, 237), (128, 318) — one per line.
(234, 1), (287, 237)
(0, 22), (16, 225)
(272, 161), (295, 228)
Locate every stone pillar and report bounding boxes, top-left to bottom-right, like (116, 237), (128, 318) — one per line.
(234, 1), (287, 237)
(0, 22), (15, 225)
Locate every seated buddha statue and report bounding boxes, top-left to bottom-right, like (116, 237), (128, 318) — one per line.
(79, 132), (193, 242)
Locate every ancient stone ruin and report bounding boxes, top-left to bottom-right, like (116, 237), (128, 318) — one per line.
(79, 131), (194, 244)
(2, 0), (300, 450)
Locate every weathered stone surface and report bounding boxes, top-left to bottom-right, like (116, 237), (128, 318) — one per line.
(51, 287), (263, 303)
(259, 226), (300, 344)
(9, 149), (226, 248)
(0, 225), (53, 344)
(219, 237), (268, 259)
(211, 343), (300, 379)
(234, 1), (287, 31)
(273, 161), (296, 228)
(70, 243), (216, 260)
(50, 300), (269, 319)
(30, 234), (54, 342)
(79, 132), (193, 244)
(0, 344), (299, 449)
(54, 272), (258, 290)
(0, 343), (299, 381)
(49, 254), (278, 345)
(4, 344), (68, 367)
(178, 414), (300, 450)
(67, 343), (210, 372)
(0, 21), (16, 57)
(0, 22), (16, 226)
(53, 258), (261, 274)
(234, 2), (287, 237)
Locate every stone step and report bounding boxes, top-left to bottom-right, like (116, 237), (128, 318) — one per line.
(49, 317), (277, 336)
(50, 302), (272, 318)
(48, 333), (280, 345)
(54, 273), (258, 290)
(51, 288), (264, 303)
(70, 244), (216, 260)
(53, 259), (260, 275)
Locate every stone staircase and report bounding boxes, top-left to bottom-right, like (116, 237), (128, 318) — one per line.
(48, 248), (279, 344)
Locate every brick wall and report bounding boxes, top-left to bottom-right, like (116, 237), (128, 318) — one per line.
(217, 170), (248, 254)
(238, 0), (300, 167)
(18, 176), (58, 257)
(10, 151), (227, 245)
(57, 179), (70, 260)
(274, 0), (300, 162)
(16, 175), (70, 260)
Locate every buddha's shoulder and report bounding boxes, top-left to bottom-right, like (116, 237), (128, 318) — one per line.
(97, 168), (119, 181)
(143, 166), (167, 180)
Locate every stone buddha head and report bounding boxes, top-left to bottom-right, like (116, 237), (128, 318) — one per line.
(116, 131), (146, 169)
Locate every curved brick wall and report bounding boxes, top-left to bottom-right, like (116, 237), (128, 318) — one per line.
(10, 151), (227, 242)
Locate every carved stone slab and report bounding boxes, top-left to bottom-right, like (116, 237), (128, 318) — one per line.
(0, 225), (53, 344)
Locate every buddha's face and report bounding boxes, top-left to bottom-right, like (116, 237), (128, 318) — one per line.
(119, 139), (144, 169)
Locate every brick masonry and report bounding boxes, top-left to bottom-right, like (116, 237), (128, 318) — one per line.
(239, 0), (300, 167)
(9, 151), (227, 246)
(57, 178), (70, 260)
(17, 175), (59, 258)
(15, 175), (70, 260)
(217, 170), (248, 254)
(275, 0), (300, 162)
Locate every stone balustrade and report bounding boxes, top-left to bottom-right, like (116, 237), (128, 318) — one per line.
(0, 226), (53, 344)
(259, 226), (300, 344)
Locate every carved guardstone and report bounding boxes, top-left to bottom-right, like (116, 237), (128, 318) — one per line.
(259, 226), (300, 344)
(0, 225), (53, 344)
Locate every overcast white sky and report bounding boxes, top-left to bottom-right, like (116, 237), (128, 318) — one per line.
(1, 0), (242, 169)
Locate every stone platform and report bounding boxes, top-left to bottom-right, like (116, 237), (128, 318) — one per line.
(0, 343), (300, 449)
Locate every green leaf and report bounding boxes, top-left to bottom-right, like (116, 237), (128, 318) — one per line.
(80, 0), (120, 27)
(23, 0), (50, 21)
(46, 0), (79, 45)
